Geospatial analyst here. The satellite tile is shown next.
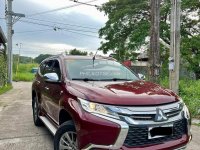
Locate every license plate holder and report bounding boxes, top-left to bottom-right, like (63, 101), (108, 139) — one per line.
(148, 124), (173, 139)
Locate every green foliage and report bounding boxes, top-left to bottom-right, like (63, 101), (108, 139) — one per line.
(68, 49), (88, 56)
(99, 0), (200, 77)
(181, 36), (200, 79)
(13, 54), (33, 64)
(99, 0), (150, 58)
(160, 79), (200, 118)
(13, 63), (38, 81)
(13, 73), (36, 81)
(179, 80), (200, 118)
(0, 84), (12, 95)
(34, 54), (52, 64)
(0, 54), (7, 87)
(160, 77), (169, 88)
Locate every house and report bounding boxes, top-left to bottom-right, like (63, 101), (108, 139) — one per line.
(0, 26), (7, 87)
(122, 51), (149, 79)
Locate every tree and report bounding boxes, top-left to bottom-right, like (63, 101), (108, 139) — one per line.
(99, 0), (200, 79)
(99, 0), (150, 55)
(34, 54), (52, 64)
(68, 49), (88, 56)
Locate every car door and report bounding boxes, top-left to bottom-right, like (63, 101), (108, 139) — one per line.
(41, 60), (54, 116)
(43, 59), (64, 124)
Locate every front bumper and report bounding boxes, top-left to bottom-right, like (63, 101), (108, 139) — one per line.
(82, 114), (191, 150)
(73, 101), (192, 150)
(82, 114), (129, 150)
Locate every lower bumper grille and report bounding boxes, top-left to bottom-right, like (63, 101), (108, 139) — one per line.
(124, 119), (187, 147)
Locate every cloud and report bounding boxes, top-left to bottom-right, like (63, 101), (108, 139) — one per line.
(0, 0), (108, 58)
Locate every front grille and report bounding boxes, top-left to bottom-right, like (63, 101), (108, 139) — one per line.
(130, 114), (155, 120)
(124, 119), (187, 147)
(129, 109), (182, 121)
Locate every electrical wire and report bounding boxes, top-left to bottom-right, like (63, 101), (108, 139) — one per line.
(23, 17), (99, 30)
(18, 20), (99, 37)
(19, 20), (97, 33)
(69, 0), (100, 7)
(15, 29), (54, 34)
(26, 0), (99, 17)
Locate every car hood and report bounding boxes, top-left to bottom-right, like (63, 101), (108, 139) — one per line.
(69, 80), (179, 106)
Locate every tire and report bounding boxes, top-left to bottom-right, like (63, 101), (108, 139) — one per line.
(54, 121), (77, 150)
(32, 96), (43, 126)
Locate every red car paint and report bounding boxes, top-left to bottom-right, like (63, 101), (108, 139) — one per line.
(69, 80), (180, 105)
(32, 55), (191, 150)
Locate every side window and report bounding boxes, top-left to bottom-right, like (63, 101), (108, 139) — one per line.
(39, 60), (54, 76)
(39, 62), (46, 75)
(44, 60), (54, 74)
(52, 60), (61, 80)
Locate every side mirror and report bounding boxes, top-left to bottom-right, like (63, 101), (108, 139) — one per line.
(138, 73), (146, 80)
(44, 73), (59, 83)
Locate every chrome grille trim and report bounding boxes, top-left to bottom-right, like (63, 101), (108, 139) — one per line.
(114, 102), (183, 123)
(117, 101), (183, 115)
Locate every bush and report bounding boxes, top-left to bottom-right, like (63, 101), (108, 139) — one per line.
(179, 80), (200, 119)
(0, 54), (7, 87)
(160, 79), (200, 118)
(13, 63), (38, 82)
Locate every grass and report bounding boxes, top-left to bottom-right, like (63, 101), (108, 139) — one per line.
(13, 63), (38, 82)
(0, 84), (13, 95)
(161, 78), (200, 119)
(179, 80), (200, 119)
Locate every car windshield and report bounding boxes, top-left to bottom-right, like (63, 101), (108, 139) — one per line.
(65, 59), (138, 81)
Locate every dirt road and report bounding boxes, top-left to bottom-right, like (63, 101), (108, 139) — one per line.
(0, 82), (53, 150)
(0, 82), (199, 150)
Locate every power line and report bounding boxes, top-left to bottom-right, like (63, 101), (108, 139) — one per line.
(69, 0), (100, 7)
(26, 0), (99, 17)
(23, 17), (99, 30)
(18, 20), (99, 37)
(62, 28), (98, 37)
(15, 29), (54, 34)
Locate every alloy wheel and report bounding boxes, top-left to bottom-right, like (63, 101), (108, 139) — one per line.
(59, 132), (77, 150)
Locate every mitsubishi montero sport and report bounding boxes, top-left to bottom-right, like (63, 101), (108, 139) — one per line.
(32, 54), (192, 150)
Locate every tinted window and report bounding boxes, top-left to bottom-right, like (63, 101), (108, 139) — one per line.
(39, 62), (46, 75)
(44, 60), (54, 74)
(52, 60), (61, 80)
(39, 60), (54, 76)
(65, 59), (138, 81)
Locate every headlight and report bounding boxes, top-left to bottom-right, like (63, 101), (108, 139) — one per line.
(79, 98), (120, 119)
(183, 104), (190, 119)
(178, 98), (190, 119)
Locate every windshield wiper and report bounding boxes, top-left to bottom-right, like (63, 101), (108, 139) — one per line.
(71, 78), (99, 82)
(100, 78), (132, 81)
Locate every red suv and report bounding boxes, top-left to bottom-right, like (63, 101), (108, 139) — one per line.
(32, 54), (192, 150)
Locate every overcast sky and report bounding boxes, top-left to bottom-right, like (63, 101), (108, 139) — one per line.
(0, 0), (108, 58)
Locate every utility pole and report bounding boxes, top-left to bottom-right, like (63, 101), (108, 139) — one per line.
(6, 0), (13, 84)
(5, 0), (25, 84)
(15, 43), (22, 76)
(149, 0), (161, 83)
(169, 0), (181, 94)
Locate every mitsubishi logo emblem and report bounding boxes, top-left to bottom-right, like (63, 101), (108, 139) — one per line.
(154, 108), (168, 122)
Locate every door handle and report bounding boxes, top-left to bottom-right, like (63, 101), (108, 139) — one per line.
(45, 87), (49, 90)
(60, 91), (63, 95)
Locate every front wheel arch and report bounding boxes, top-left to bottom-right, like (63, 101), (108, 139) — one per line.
(54, 120), (77, 150)
(59, 109), (73, 126)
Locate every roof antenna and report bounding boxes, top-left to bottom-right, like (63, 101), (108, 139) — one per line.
(92, 49), (99, 67)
